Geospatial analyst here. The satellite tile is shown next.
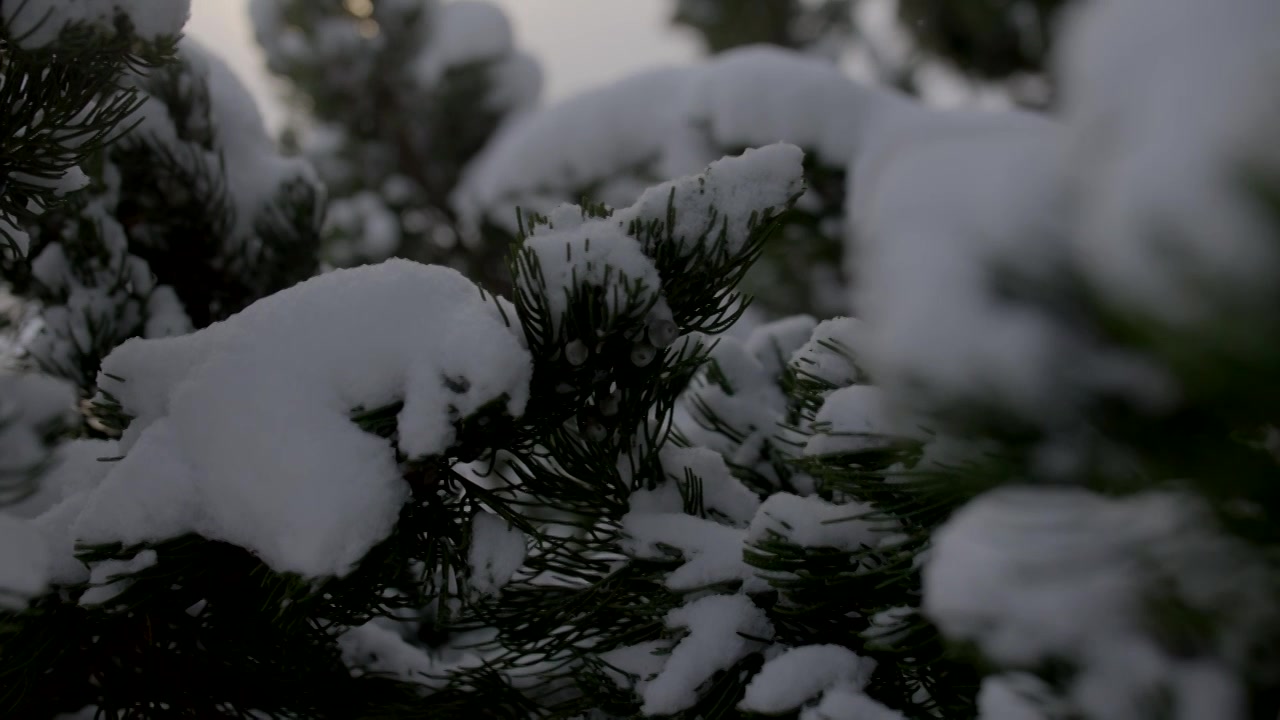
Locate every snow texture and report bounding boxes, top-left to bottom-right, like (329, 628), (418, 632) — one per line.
(640, 593), (773, 715)
(455, 48), (860, 235)
(136, 38), (322, 247)
(1061, 0), (1280, 330)
(739, 644), (877, 714)
(675, 315), (816, 485)
(0, 515), (50, 609)
(977, 675), (1053, 720)
(801, 687), (906, 720)
(629, 143), (805, 258)
(519, 145), (803, 334)
(667, 46), (912, 176)
(788, 317), (866, 388)
(804, 385), (904, 457)
(455, 68), (689, 233)
(6, 438), (118, 520)
(747, 493), (881, 553)
(659, 446), (761, 525)
(413, 1), (514, 85)
(924, 487), (1268, 720)
(621, 510), (752, 590)
(4, 0), (190, 48)
(468, 511), (526, 595)
(337, 620), (483, 688)
(845, 105), (1077, 424)
(598, 640), (667, 692)
(0, 372), (76, 483)
(65, 260), (531, 578)
(80, 549), (156, 606)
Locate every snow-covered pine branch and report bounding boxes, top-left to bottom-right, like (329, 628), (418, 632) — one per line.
(8, 37), (322, 395)
(251, 0), (540, 286)
(0, 143), (806, 716)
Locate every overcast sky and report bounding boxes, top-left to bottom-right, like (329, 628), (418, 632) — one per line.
(187, 0), (701, 131)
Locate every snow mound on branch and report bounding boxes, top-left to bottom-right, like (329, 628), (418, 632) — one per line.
(134, 38), (322, 248)
(924, 487), (1269, 719)
(640, 593), (773, 715)
(468, 512), (526, 595)
(455, 68), (689, 233)
(519, 144), (804, 332)
(1062, 0), (1280, 330)
(0, 373), (76, 487)
(454, 49), (850, 234)
(747, 493), (881, 553)
(65, 260), (531, 578)
(0, 515), (50, 609)
(414, 1), (513, 84)
(846, 108), (1077, 424)
(4, 0), (190, 49)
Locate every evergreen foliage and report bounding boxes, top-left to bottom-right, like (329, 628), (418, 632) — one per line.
(251, 0), (540, 289)
(1, 1), (1278, 719)
(0, 0), (180, 256)
(672, 0), (1071, 87)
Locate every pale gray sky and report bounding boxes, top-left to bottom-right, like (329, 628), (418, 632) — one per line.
(187, 0), (701, 131)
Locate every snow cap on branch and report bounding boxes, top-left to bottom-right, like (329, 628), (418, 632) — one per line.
(4, 0), (191, 49)
(62, 260), (531, 579)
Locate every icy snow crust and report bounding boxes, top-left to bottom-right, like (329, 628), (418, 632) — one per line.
(62, 261), (531, 579)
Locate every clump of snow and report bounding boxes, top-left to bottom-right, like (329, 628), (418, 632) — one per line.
(977, 675), (1054, 720)
(630, 144), (806, 258)
(675, 315), (814, 483)
(455, 50), (847, 236)
(924, 487), (1270, 720)
(325, 192), (402, 263)
(598, 640), (668, 691)
(468, 512), (526, 595)
(521, 214), (664, 334)
(64, 260), (531, 578)
(0, 215), (31, 257)
(6, 439), (118, 520)
(413, 1), (514, 85)
(454, 68), (689, 233)
(802, 687), (907, 720)
(788, 317), (866, 388)
(0, 373), (76, 485)
(739, 644), (877, 714)
(135, 38), (322, 248)
(621, 510), (752, 591)
(845, 107), (1077, 423)
(1061, 0), (1280, 332)
(805, 385), (909, 457)
(668, 45), (913, 177)
(80, 549), (157, 606)
(640, 593), (773, 715)
(659, 446), (761, 525)
(0, 515), (50, 609)
(337, 620), (483, 688)
(744, 314), (820, 378)
(4, 0), (190, 49)
(747, 493), (882, 552)
(144, 286), (193, 339)
(518, 145), (803, 337)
